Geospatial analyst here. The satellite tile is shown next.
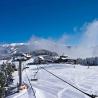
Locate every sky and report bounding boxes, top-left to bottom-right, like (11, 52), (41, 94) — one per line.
(0, 0), (98, 45)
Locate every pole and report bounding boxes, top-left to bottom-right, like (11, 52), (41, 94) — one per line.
(19, 60), (22, 87)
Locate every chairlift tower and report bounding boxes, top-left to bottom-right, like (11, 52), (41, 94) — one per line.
(14, 56), (27, 87)
(18, 60), (22, 87)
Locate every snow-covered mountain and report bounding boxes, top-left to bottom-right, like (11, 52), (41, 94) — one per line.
(0, 43), (28, 59)
(1, 42), (98, 59)
(0, 43), (59, 59)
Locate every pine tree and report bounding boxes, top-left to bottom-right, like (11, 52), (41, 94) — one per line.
(0, 63), (15, 97)
(0, 72), (6, 98)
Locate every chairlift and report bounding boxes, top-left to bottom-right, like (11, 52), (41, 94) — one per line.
(31, 73), (38, 81)
(31, 66), (39, 81)
(31, 78), (38, 81)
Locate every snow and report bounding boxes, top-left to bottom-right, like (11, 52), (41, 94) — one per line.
(0, 60), (7, 64)
(7, 89), (28, 98)
(12, 90), (28, 98)
(2, 43), (25, 47)
(7, 62), (98, 98)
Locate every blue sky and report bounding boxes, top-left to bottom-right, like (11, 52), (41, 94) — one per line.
(0, 0), (98, 45)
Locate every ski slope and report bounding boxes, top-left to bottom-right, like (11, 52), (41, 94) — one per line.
(7, 63), (98, 98)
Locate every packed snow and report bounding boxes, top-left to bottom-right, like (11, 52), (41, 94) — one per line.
(7, 62), (98, 98)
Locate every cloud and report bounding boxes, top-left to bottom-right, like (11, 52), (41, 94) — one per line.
(57, 34), (69, 44)
(28, 20), (98, 58)
(80, 20), (98, 47)
(28, 34), (70, 55)
(74, 20), (98, 58)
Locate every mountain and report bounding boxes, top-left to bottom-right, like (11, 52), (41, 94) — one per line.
(31, 49), (58, 56)
(0, 43), (58, 59)
(1, 42), (98, 60)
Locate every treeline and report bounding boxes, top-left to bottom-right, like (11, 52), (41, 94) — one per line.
(31, 49), (58, 56)
(76, 57), (98, 66)
(0, 63), (15, 98)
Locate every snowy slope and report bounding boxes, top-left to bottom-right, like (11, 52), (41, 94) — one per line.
(7, 63), (98, 98)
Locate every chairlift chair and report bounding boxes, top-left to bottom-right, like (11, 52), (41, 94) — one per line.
(31, 74), (38, 81)
(31, 69), (38, 81)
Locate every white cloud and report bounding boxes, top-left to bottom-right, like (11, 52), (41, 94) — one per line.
(80, 20), (98, 47)
(28, 20), (98, 58)
(57, 33), (69, 44)
(28, 34), (70, 55)
(74, 20), (98, 58)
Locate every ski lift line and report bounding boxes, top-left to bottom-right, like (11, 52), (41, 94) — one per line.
(33, 65), (39, 78)
(41, 67), (98, 98)
(24, 69), (36, 98)
(25, 70), (36, 98)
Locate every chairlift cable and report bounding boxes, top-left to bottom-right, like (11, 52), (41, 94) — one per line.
(41, 67), (98, 98)
(34, 65), (39, 78)
(24, 69), (36, 98)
